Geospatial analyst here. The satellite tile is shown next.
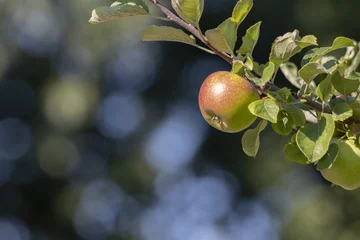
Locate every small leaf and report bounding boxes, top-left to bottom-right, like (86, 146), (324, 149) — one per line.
(298, 62), (327, 84)
(296, 114), (335, 162)
(271, 111), (294, 135)
(232, 57), (254, 76)
(232, 0), (253, 25)
(331, 71), (360, 96)
(237, 21), (261, 55)
(269, 30), (317, 67)
(241, 120), (268, 157)
(319, 56), (339, 74)
(280, 62), (303, 89)
(142, 25), (196, 46)
(301, 47), (330, 66)
(316, 74), (334, 102)
(298, 35), (318, 48)
(89, 0), (149, 24)
(285, 134), (311, 164)
(316, 143), (339, 170)
(284, 105), (306, 126)
(330, 99), (353, 121)
(205, 18), (238, 55)
(171, 0), (204, 26)
(308, 37), (356, 63)
(249, 62), (275, 87)
(267, 87), (292, 103)
(232, 61), (246, 75)
(248, 99), (280, 123)
(346, 43), (360, 75)
(261, 62), (275, 84)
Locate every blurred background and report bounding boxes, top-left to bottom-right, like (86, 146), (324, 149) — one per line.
(1, 0), (360, 239)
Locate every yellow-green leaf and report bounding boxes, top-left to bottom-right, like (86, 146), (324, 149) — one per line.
(237, 21), (261, 56)
(171, 0), (204, 26)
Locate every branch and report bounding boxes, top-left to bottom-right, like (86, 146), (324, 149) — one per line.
(149, 0), (233, 64)
(149, 0), (360, 125)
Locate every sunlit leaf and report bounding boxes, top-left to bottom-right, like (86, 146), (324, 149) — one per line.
(171, 0), (204, 26)
(248, 98), (280, 123)
(237, 21), (261, 56)
(232, 0), (253, 25)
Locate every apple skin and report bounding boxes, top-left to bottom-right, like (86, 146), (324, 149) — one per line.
(198, 71), (260, 133)
(321, 140), (360, 190)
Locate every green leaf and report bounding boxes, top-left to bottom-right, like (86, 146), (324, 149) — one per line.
(301, 47), (330, 66)
(232, 57), (254, 76)
(298, 35), (318, 48)
(205, 18), (238, 55)
(249, 62), (275, 87)
(269, 30), (318, 67)
(241, 120), (267, 157)
(271, 111), (294, 135)
(89, 0), (149, 24)
(284, 134), (311, 164)
(308, 37), (356, 63)
(346, 43), (360, 75)
(316, 143), (339, 170)
(331, 71), (360, 96)
(248, 99), (280, 123)
(267, 87), (292, 103)
(319, 56), (339, 74)
(298, 62), (327, 84)
(142, 25), (196, 46)
(284, 105), (306, 126)
(231, 0), (253, 25)
(280, 62), (303, 89)
(330, 99), (353, 121)
(316, 74), (334, 103)
(261, 62), (275, 84)
(171, 0), (204, 26)
(237, 21), (261, 55)
(296, 114), (335, 162)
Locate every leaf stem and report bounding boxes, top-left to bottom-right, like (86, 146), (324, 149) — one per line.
(152, 16), (172, 21)
(194, 45), (216, 54)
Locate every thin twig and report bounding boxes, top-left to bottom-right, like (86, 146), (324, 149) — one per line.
(149, 0), (233, 64)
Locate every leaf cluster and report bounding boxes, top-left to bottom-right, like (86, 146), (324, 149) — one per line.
(89, 0), (360, 171)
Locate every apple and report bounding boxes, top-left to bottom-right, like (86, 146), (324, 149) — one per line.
(198, 71), (260, 133)
(320, 140), (360, 190)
